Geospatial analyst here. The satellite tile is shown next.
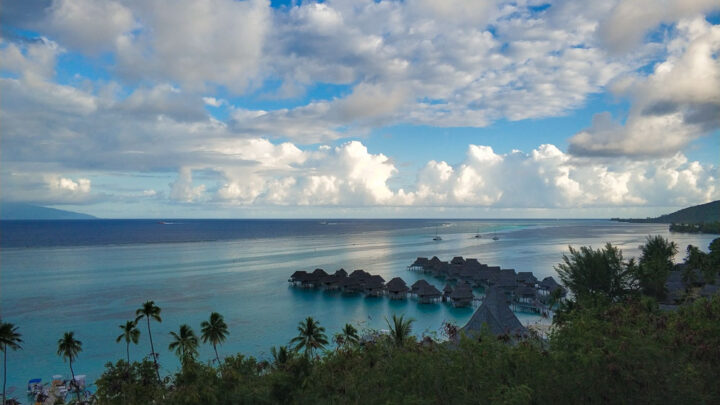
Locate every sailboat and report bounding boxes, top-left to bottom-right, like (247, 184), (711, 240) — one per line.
(492, 232), (499, 241)
(433, 226), (442, 241)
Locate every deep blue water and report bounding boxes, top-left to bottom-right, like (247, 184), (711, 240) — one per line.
(0, 219), (716, 403)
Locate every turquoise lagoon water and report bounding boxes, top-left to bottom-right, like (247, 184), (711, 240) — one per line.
(0, 219), (716, 398)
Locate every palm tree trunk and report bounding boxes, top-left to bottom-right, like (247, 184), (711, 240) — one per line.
(213, 343), (220, 365)
(126, 341), (130, 364)
(146, 317), (161, 383)
(3, 344), (7, 405)
(69, 358), (81, 403)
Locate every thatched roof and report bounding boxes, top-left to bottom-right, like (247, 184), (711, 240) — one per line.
(411, 279), (431, 293)
(539, 276), (560, 290)
(514, 285), (537, 297)
(312, 268), (329, 277)
(451, 256), (466, 265)
(516, 271), (537, 285)
(386, 277), (409, 293)
(429, 256), (443, 267)
(461, 287), (526, 337)
(465, 258), (481, 267)
(411, 257), (430, 267)
(349, 269), (371, 279)
(443, 283), (454, 293)
(290, 270), (308, 281)
(365, 275), (385, 287)
(450, 282), (474, 300)
(494, 270), (517, 288)
(417, 284), (442, 298)
(335, 268), (348, 277)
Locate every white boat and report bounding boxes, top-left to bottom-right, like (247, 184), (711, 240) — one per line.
(433, 226), (442, 241)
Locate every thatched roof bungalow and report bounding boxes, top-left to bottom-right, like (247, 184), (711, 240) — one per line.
(335, 268), (348, 278)
(516, 272), (538, 287)
(409, 257), (430, 271)
(289, 270), (308, 286)
(417, 284), (442, 304)
(411, 279), (431, 295)
(459, 287), (527, 339)
(450, 281), (474, 307)
(364, 275), (386, 297)
(386, 277), (409, 299)
(340, 277), (363, 294)
(451, 256), (466, 265)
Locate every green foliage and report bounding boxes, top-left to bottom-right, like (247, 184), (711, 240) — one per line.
(635, 235), (678, 300)
(385, 314), (414, 347)
(135, 300), (162, 382)
(116, 320), (140, 363)
(201, 312), (229, 364)
(290, 317), (328, 358)
(94, 360), (165, 405)
(333, 323), (359, 349)
(670, 221), (720, 234)
(555, 243), (636, 302)
(169, 324), (199, 364)
(1, 321), (23, 405)
(57, 331), (82, 363)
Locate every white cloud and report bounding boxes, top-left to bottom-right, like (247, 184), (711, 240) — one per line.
(44, 0), (136, 53)
(169, 167), (206, 202)
(598, 0), (720, 53)
(570, 17), (720, 157)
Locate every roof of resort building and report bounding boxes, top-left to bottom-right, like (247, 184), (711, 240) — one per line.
(411, 279), (431, 290)
(349, 269), (371, 279)
(335, 268), (348, 277)
(450, 284), (474, 300)
(429, 256), (443, 267)
(386, 277), (409, 293)
(451, 256), (466, 265)
(465, 258), (481, 267)
(514, 285), (537, 297)
(312, 268), (329, 277)
(290, 270), (308, 280)
(460, 287), (526, 337)
(364, 275), (385, 290)
(417, 284), (442, 298)
(443, 283), (454, 293)
(516, 272), (538, 284)
(411, 257), (430, 267)
(539, 276), (560, 290)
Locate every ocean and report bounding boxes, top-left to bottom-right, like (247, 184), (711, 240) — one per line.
(0, 219), (716, 399)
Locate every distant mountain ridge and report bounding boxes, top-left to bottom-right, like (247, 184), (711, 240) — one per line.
(612, 200), (719, 224)
(0, 202), (96, 220)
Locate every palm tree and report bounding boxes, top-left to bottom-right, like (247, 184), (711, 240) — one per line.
(290, 317), (328, 358)
(334, 323), (359, 348)
(57, 331), (83, 403)
(1, 321), (22, 405)
(200, 312), (229, 364)
(386, 314), (414, 347)
(270, 345), (293, 368)
(136, 301), (162, 382)
(116, 320), (140, 364)
(168, 324), (199, 365)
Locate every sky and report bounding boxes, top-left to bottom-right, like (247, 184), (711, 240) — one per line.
(0, 0), (718, 219)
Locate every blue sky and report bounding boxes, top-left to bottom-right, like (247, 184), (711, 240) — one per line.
(0, 0), (718, 218)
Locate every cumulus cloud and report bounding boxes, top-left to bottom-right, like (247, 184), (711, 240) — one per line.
(598, 0), (720, 53)
(43, 0), (136, 53)
(570, 17), (720, 157)
(169, 167), (206, 202)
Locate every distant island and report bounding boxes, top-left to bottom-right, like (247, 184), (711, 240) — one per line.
(612, 200), (720, 234)
(0, 202), (96, 220)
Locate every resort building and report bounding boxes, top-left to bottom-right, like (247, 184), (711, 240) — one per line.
(449, 281), (474, 307)
(416, 284), (442, 304)
(386, 277), (410, 300)
(459, 287), (527, 339)
(364, 275), (386, 297)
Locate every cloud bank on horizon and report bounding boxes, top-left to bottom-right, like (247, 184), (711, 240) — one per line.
(0, 0), (718, 217)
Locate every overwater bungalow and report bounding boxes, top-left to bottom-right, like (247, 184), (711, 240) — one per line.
(516, 272), (538, 287)
(442, 283), (453, 302)
(340, 277), (364, 294)
(320, 274), (341, 290)
(513, 285), (540, 313)
(449, 281), (474, 307)
(494, 269), (518, 296)
(289, 270), (308, 286)
(417, 284), (442, 304)
(349, 269), (371, 281)
(364, 275), (386, 297)
(335, 268), (348, 278)
(310, 268), (328, 288)
(538, 276), (565, 296)
(459, 287), (527, 340)
(410, 279), (431, 296)
(409, 257), (430, 271)
(386, 277), (410, 299)
(450, 256), (466, 265)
